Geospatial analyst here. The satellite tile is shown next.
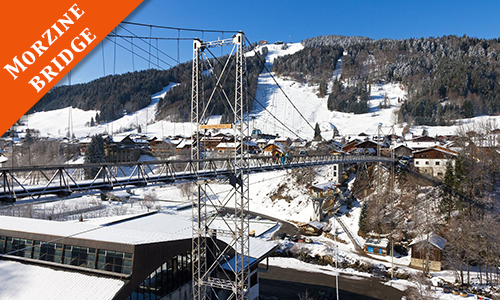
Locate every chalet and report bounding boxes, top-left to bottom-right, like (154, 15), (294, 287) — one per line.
(299, 221), (325, 235)
(409, 232), (447, 272)
(200, 136), (228, 150)
(412, 136), (436, 143)
(274, 137), (292, 147)
(413, 146), (459, 178)
(291, 138), (307, 149)
(255, 138), (268, 150)
(216, 142), (237, 153)
(393, 144), (413, 158)
(176, 139), (194, 152)
(405, 141), (442, 152)
(78, 137), (93, 155)
(105, 135), (142, 163)
(356, 140), (380, 150)
(342, 139), (361, 153)
(364, 238), (390, 256)
(216, 141), (258, 154)
(263, 143), (284, 156)
(149, 138), (174, 155)
(307, 182), (337, 199)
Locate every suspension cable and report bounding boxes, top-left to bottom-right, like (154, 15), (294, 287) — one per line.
(121, 21), (239, 34)
(104, 36), (166, 70)
(244, 36), (318, 135)
(118, 24), (178, 65)
(108, 34), (173, 68)
(202, 47), (305, 140)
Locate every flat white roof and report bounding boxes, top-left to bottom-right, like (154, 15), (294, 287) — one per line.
(0, 260), (124, 300)
(0, 212), (192, 245)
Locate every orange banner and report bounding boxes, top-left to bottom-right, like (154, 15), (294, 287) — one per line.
(0, 0), (143, 135)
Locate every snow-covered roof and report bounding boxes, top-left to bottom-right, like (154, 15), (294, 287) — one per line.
(176, 139), (193, 149)
(392, 143), (414, 150)
(78, 137), (92, 144)
(404, 141), (441, 150)
(0, 155), (7, 164)
(218, 236), (277, 259)
(0, 260), (124, 300)
(306, 221), (325, 230)
(413, 145), (459, 157)
(409, 232), (447, 250)
(216, 142), (237, 149)
(365, 238), (390, 248)
(308, 182), (337, 191)
(0, 212), (192, 245)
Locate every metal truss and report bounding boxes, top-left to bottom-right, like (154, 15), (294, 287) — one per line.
(191, 32), (251, 300)
(0, 156), (395, 203)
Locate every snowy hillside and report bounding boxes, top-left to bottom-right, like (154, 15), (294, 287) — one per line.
(22, 42), (500, 140)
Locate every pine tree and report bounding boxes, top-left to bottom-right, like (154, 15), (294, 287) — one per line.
(439, 162), (456, 221)
(314, 123), (321, 141)
(358, 201), (368, 235)
(84, 135), (106, 179)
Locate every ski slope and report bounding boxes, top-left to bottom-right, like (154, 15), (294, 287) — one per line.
(22, 43), (500, 140)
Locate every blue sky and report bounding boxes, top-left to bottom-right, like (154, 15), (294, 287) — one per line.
(66, 0), (500, 85)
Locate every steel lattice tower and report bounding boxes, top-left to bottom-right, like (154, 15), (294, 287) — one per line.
(191, 32), (250, 300)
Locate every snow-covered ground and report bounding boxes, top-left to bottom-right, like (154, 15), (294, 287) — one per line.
(7, 42), (500, 299)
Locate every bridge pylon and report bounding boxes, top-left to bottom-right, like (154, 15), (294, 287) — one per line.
(191, 32), (250, 300)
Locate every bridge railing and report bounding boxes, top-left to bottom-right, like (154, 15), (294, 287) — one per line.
(0, 155), (395, 202)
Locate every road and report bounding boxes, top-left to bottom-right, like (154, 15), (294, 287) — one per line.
(259, 265), (406, 300)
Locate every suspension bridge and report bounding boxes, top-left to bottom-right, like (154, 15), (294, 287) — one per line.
(3, 23), (399, 300)
(0, 155), (394, 202)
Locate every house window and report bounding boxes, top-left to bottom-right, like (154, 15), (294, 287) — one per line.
(435, 161), (440, 165)
(333, 165), (337, 171)
(425, 161), (429, 165)
(437, 172), (443, 176)
(425, 154), (429, 158)
(415, 161), (419, 165)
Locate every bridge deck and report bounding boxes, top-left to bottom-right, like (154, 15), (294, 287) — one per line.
(0, 155), (394, 202)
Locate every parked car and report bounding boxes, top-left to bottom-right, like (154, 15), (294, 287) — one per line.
(277, 232), (287, 240)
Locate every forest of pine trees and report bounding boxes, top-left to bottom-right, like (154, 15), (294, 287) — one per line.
(272, 35), (500, 124)
(32, 47), (267, 124)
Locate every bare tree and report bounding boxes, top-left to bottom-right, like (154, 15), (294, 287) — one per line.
(407, 273), (437, 300)
(142, 191), (158, 212)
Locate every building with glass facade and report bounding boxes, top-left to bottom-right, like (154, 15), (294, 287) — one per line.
(0, 212), (276, 300)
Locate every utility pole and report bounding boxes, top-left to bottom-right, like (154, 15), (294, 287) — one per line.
(334, 218), (339, 300)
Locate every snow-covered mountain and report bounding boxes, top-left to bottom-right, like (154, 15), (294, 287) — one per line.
(20, 43), (500, 140)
